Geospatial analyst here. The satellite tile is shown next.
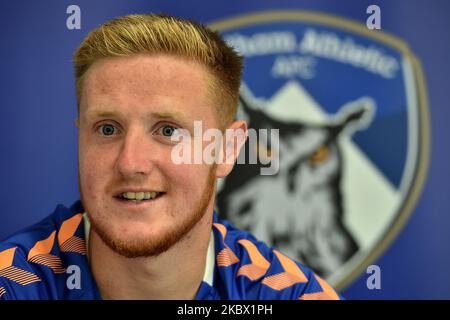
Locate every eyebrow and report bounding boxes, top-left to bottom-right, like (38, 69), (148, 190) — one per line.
(83, 109), (192, 125)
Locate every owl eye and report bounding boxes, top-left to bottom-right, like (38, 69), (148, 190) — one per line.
(309, 145), (329, 165)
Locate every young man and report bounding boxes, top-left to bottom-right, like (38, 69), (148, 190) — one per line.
(0, 14), (342, 300)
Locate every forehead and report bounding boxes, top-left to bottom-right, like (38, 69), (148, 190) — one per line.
(80, 54), (216, 123)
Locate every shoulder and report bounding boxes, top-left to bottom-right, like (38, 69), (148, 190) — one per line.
(0, 201), (88, 300)
(211, 216), (343, 300)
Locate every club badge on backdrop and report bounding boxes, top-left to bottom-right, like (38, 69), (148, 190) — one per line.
(211, 11), (429, 289)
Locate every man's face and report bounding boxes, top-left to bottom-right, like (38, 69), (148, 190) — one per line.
(78, 54), (221, 258)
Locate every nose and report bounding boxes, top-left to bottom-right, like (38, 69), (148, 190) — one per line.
(115, 127), (155, 179)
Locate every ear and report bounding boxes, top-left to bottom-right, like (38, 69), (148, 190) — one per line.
(215, 120), (248, 178)
(75, 118), (80, 128)
(335, 97), (376, 134)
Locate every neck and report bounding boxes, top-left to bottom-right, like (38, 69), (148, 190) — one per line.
(88, 210), (213, 300)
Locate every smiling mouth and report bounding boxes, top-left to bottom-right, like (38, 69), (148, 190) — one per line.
(114, 191), (166, 203)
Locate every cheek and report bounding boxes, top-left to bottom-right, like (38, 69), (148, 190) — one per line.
(80, 170), (97, 195)
(79, 145), (113, 192)
(171, 164), (211, 195)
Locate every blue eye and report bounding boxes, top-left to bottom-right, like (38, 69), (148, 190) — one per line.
(99, 124), (117, 136)
(160, 125), (177, 137)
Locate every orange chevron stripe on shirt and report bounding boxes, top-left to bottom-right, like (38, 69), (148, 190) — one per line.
(0, 266), (41, 286)
(237, 239), (270, 281)
(213, 223), (228, 241)
(0, 247), (41, 285)
(299, 274), (340, 300)
(0, 247), (16, 271)
(262, 250), (308, 290)
(28, 255), (66, 273)
(60, 236), (86, 254)
(58, 213), (86, 255)
(214, 223), (239, 267)
(28, 231), (56, 258)
(58, 213), (83, 246)
(27, 231), (66, 273)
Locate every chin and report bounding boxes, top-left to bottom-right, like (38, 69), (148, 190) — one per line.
(90, 214), (184, 258)
(100, 216), (160, 239)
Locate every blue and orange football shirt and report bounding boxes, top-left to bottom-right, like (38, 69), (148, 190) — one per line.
(0, 201), (342, 300)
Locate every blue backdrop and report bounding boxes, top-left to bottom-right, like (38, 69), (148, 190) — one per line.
(0, 0), (448, 299)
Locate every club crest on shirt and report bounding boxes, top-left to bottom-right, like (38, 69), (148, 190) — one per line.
(210, 11), (430, 289)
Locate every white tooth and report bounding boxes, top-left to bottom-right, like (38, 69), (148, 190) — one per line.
(136, 192), (144, 201)
(150, 192), (156, 199)
(144, 192), (151, 200)
(126, 192), (136, 200)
